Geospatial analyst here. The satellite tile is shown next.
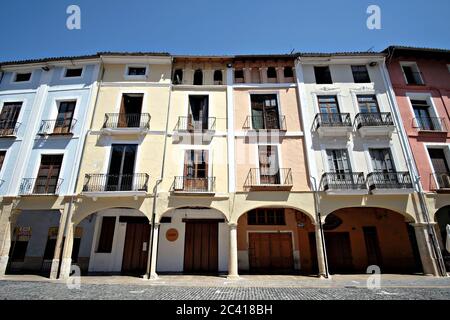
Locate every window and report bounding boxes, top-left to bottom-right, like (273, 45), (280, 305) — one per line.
(352, 65), (371, 83)
(173, 69), (183, 84)
(0, 102), (22, 136)
(267, 67), (277, 79)
(188, 95), (209, 130)
(0, 151), (5, 171)
(183, 150), (209, 191)
(234, 69), (244, 83)
(401, 63), (424, 85)
(213, 70), (223, 85)
(193, 69), (203, 85)
(357, 95), (379, 113)
(258, 145), (280, 184)
(327, 149), (351, 174)
(247, 208), (286, 225)
(64, 68), (83, 78)
(428, 148), (450, 188)
(318, 96), (342, 125)
(126, 66), (147, 77)
(97, 217), (116, 253)
(412, 100), (438, 131)
(250, 94), (280, 130)
(35, 154), (63, 194)
(54, 101), (76, 134)
(369, 149), (395, 173)
(284, 66), (294, 78)
(118, 94), (144, 128)
(314, 66), (332, 84)
(107, 144), (137, 191)
(14, 72), (32, 82)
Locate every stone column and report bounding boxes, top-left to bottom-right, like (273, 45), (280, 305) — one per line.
(314, 222), (328, 278)
(59, 222), (74, 280)
(411, 223), (440, 276)
(0, 205), (17, 276)
(243, 68), (252, 83)
(49, 205), (70, 279)
(276, 67), (285, 83)
(148, 222), (160, 280)
(227, 223), (239, 280)
(260, 67), (268, 83)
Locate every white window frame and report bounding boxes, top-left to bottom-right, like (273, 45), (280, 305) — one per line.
(124, 65), (149, 80)
(11, 71), (34, 84)
(61, 66), (85, 80)
(405, 92), (443, 131)
(423, 143), (450, 188)
(399, 61), (424, 85)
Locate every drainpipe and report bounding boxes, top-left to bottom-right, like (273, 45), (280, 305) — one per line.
(380, 57), (447, 276)
(145, 57), (173, 279)
(58, 60), (105, 278)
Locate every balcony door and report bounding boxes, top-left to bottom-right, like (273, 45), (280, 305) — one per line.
(107, 144), (137, 191)
(184, 150), (208, 191)
(118, 94), (143, 128)
(428, 148), (450, 188)
(318, 96), (340, 124)
(412, 100), (434, 130)
(258, 146), (280, 184)
(54, 101), (76, 134)
(251, 94), (280, 130)
(327, 149), (351, 179)
(35, 155), (63, 194)
(0, 102), (22, 134)
(369, 148), (397, 185)
(188, 95), (209, 131)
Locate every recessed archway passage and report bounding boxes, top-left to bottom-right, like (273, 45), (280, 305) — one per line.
(435, 206), (450, 272)
(322, 207), (423, 274)
(237, 207), (317, 275)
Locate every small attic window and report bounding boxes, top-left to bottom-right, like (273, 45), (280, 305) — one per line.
(267, 67), (277, 79)
(64, 68), (83, 78)
(234, 69), (244, 83)
(173, 69), (183, 84)
(193, 69), (203, 85)
(126, 66), (148, 77)
(284, 66), (294, 78)
(213, 70), (223, 85)
(14, 72), (32, 82)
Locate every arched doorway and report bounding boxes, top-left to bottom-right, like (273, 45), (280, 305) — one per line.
(323, 207), (422, 274)
(237, 207), (317, 275)
(435, 206), (450, 272)
(73, 207), (150, 276)
(157, 207), (228, 275)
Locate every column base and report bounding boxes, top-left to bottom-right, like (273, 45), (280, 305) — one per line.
(318, 274), (331, 280)
(226, 274), (240, 280)
(0, 255), (8, 276)
(143, 273), (159, 280)
(58, 258), (72, 280)
(49, 259), (60, 280)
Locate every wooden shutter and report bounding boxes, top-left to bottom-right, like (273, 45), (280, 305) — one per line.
(54, 101), (75, 133)
(35, 155), (63, 193)
(429, 149), (450, 173)
(97, 217), (116, 253)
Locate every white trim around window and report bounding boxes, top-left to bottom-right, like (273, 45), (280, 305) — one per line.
(10, 70), (34, 84)
(60, 66), (85, 80)
(124, 65), (149, 80)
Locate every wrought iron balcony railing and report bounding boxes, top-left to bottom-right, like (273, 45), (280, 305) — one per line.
(174, 116), (216, 132)
(320, 172), (366, 191)
(244, 168), (293, 189)
(0, 120), (21, 137)
(38, 119), (77, 135)
(431, 172), (450, 190)
(243, 115), (287, 131)
(172, 176), (215, 193)
(83, 173), (149, 192)
(102, 113), (151, 129)
(412, 117), (447, 132)
(313, 113), (352, 130)
(367, 172), (413, 190)
(19, 178), (63, 195)
(355, 112), (394, 128)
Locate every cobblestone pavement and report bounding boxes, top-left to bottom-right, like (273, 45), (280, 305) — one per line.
(0, 274), (449, 300)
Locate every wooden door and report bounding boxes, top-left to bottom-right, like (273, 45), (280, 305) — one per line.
(248, 233), (294, 273)
(429, 149), (450, 188)
(258, 146), (280, 184)
(35, 155), (63, 194)
(184, 150), (208, 191)
(324, 232), (353, 273)
(54, 101), (75, 134)
(0, 102), (22, 134)
(122, 222), (150, 275)
(118, 94), (143, 127)
(363, 227), (382, 268)
(184, 221), (218, 273)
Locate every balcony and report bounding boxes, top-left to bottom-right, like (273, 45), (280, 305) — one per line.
(19, 178), (63, 196)
(172, 176), (216, 194)
(355, 113), (395, 138)
(82, 173), (149, 197)
(244, 168), (293, 191)
(101, 113), (150, 136)
(320, 172), (367, 195)
(0, 121), (21, 138)
(243, 115), (287, 131)
(313, 113), (352, 137)
(367, 172), (413, 194)
(37, 119), (77, 136)
(172, 116), (216, 143)
(412, 117), (447, 134)
(430, 172), (450, 192)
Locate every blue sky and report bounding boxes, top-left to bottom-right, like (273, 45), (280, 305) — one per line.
(0, 0), (449, 62)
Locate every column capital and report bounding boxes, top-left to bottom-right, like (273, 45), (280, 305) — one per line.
(410, 222), (438, 227)
(228, 222), (238, 228)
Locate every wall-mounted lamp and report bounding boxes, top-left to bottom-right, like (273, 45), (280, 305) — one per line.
(369, 61), (378, 67)
(42, 66), (50, 72)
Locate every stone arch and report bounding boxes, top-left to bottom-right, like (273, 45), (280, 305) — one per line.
(234, 204), (315, 225)
(434, 205), (450, 272)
